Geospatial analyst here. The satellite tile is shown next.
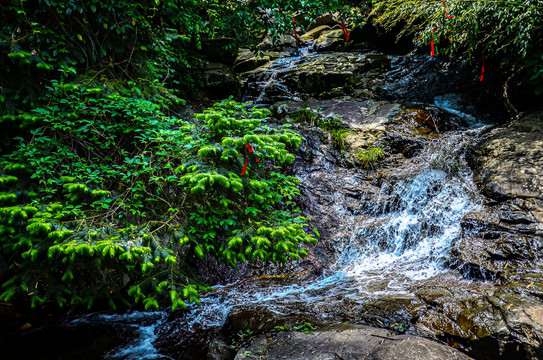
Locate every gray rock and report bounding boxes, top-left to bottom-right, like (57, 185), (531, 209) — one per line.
(300, 25), (332, 41)
(258, 34), (297, 51)
(472, 110), (543, 201)
(208, 338), (236, 360)
(455, 110), (543, 278)
(306, 16), (340, 31)
(313, 29), (346, 52)
(241, 51), (390, 104)
(367, 336), (473, 360)
(233, 325), (473, 360)
(280, 53), (390, 98)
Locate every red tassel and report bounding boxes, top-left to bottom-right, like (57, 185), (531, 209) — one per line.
(241, 143), (259, 175)
(241, 143), (249, 175)
(246, 143), (259, 162)
(183, 26), (186, 36)
(340, 22), (350, 41)
(292, 17), (299, 45)
(241, 159), (248, 176)
(441, 0), (454, 18)
(480, 55), (485, 82)
(257, 29), (268, 43)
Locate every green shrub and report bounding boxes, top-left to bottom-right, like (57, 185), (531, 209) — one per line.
(0, 93), (315, 311)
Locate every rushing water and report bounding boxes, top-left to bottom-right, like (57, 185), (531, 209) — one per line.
(68, 311), (170, 360)
(25, 51), (492, 359)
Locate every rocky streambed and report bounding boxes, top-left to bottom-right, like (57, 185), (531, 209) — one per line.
(176, 25), (543, 359)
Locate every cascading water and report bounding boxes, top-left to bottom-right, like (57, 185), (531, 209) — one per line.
(67, 311), (171, 360)
(139, 124), (489, 360)
(242, 47), (313, 104)
(338, 129), (484, 286)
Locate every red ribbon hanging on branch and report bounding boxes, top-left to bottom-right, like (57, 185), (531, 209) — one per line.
(292, 17), (300, 45)
(240, 143), (259, 176)
(431, 24), (437, 57)
(441, 0), (454, 18)
(340, 22), (350, 41)
(479, 55), (485, 82)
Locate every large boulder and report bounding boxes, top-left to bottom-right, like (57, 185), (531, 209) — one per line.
(299, 25), (332, 42)
(313, 29), (346, 52)
(233, 324), (474, 360)
(280, 53), (390, 98)
(258, 34), (297, 52)
(456, 110), (543, 278)
(241, 52), (390, 103)
(306, 16), (340, 31)
(233, 49), (271, 74)
(470, 110), (543, 201)
(438, 110), (543, 359)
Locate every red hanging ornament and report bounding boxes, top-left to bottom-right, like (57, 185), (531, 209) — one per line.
(441, 0), (454, 18)
(183, 26), (186, 36)
(340, 22), (350, 41)
(479, 55), (485, 82)
(292, 17), (299, 45)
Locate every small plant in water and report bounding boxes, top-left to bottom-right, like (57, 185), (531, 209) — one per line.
(319, 115), (344, 132)
(357, 146), (385, 169)
(274, 325), (291, 331)
(330, 129), (350, 154)
(229, 329), (255, 350)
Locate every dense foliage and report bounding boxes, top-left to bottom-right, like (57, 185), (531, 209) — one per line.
(374, 0), (543, 93)
(0, 89), (316, 310)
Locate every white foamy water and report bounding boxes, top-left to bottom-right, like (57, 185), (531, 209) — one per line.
(336, 130), (483, 284)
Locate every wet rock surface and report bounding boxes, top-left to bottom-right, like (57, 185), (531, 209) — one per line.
(456, 110), (543, 277)
(240, 52), (389, 103)
(471, 111), (543, 202)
